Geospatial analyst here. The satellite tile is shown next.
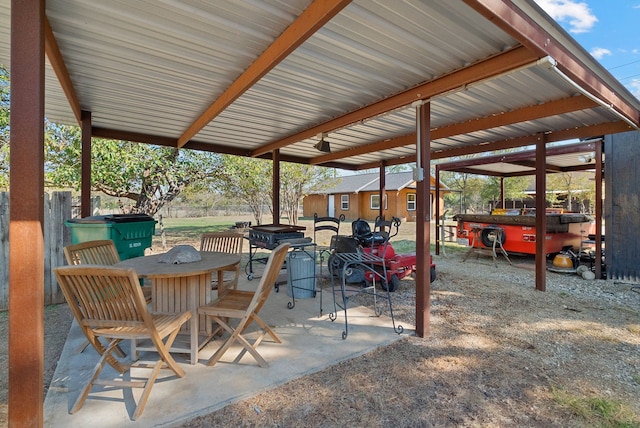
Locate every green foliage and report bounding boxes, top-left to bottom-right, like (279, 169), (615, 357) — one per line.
(218, 156), (338, 226)
(546, 171), (595, 212)
(279, 163), (338, 225)
(481, 176), (529, 208)
(219, 156), (272, 225)
(44, 123), (224, 215)
(551, 386), (640, 427)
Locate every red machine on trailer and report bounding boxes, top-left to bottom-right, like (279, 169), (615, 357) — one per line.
(454, 210), (594, 255)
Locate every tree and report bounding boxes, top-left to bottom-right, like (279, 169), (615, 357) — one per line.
(546, 171), (594, 212)
(278, 163), (338, 225)
(45, 123), (224, 215)
(440, 171), (487, 213)
(219, 157), (339, 226)
(481, 176), (529, 210)
(219, 156), (271, 225)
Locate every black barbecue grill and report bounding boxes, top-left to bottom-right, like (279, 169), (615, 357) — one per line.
(248, 224), (306, 250)
(246, 224), (313, 280)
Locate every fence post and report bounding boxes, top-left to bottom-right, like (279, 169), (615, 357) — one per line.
(0, 191), (71, 310)
(44, 191), (71, 305)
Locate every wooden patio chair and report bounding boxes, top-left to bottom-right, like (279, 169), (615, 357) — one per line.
(200, 231), (244, 296)
(64, 239), (152, 356)
(63, 239), (152, 302)
(54, 265), (192, 421)
(198, 242), (289, 367)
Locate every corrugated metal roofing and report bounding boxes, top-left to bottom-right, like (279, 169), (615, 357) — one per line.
(1, 0), (639, 169)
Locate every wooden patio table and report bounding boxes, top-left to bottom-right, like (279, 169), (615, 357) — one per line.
(115, 251), (241, 364)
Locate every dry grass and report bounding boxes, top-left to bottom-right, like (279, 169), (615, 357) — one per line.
(178, 218), (640, 427)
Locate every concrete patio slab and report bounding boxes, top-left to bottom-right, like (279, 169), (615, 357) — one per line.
(44, 277), (410, 427)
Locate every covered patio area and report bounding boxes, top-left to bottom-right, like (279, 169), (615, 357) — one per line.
(43, 273), (407, 427)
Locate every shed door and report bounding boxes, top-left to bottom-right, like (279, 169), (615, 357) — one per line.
(328, 194), (335, 217)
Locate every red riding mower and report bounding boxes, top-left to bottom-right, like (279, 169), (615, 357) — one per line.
(328, 216), (436, 292)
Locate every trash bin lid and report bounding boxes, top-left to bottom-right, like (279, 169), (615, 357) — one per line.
(65, 214), (155, 224)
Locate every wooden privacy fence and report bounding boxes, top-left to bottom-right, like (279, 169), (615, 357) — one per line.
(0, 191), (72, 310)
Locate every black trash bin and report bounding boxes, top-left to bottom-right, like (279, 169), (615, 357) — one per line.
(65, 214), (157, 260)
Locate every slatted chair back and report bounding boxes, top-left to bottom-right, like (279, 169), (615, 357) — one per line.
(313, 213), (344, 276)
(200, 231), (244, 294)
(63, 239), (120, 266)
(198, 242), (289, 367)
(54, 265), (191, 421)
(64, 239), (151, 306)
(200, 231), (244, 254)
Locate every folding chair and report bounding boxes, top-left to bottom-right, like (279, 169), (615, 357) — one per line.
(64, 240), (151, 356)
(63, 239), (152, 302)
(200, 231), (244, 296)
(54, 265), (192, 421)
(198, 242), (289, 367)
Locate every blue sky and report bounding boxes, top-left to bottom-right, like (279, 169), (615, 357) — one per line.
(534, 0), (640, 98)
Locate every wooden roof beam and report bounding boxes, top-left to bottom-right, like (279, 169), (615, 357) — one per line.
(252, 45), (539, 157)
(354, 120), (630, 170)
(310, 95), (596, 165)
(177, 0), (352, 148)
(44, 16), (81, 124)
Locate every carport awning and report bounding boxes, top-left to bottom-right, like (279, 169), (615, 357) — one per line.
(435, 139), (602, 177)
(0, 0), (638, 168)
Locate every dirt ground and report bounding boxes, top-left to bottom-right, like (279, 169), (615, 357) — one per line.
(1, 218), (640, 427)
(179, 251), (640, 427)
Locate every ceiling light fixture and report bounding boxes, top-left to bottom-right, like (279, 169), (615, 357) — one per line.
(314, 133), (331, 153)
(578, 152), (595, 163)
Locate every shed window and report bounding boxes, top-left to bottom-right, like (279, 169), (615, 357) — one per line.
(370, 194), (388, 210)
(341, 194), (349, 210)
(407, 193), (416, 211)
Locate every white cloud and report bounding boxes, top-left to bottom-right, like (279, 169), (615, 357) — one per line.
(590, 47), (612, 59)
(629, 79), (640, 99)
(534, 0), (598, 33)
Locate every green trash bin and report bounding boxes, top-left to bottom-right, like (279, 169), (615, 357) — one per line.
(65, 214), (157, 260)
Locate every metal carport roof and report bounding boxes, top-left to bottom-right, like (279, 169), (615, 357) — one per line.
(1, 0), (639, 168)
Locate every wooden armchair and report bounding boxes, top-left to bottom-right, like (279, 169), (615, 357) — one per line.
(200, 231), (244, 296)
(198, 242), (289, 367)
(54, 265), (192, 421)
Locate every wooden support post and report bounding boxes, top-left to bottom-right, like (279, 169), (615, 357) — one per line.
(415, 102), (431, 337)
(435, 165), (441, 255)
(379, 161), (386, 221)
(273, 149), (280, 225)
(535, 135), (547, 291)
(81, 110), (92, 217)
(9, 0), (46, 426)
(594, 140), (603, 279)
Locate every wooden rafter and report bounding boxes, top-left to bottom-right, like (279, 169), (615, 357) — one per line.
(177, 0), (352, 148)
(44, 16), (81, 124)
(251, 45), (539, 157)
